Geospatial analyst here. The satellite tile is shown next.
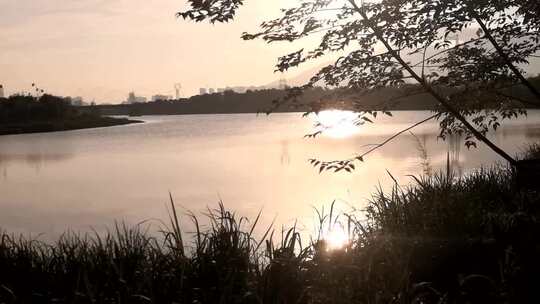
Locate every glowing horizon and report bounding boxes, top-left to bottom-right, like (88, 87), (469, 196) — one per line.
(0, 0), (322, 103)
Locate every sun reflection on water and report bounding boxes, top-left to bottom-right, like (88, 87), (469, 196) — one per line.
(311, 110), (361, 139)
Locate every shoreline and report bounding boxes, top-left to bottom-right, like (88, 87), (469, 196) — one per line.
(0, 116), (143, 136)
(0, 162), (539, 303)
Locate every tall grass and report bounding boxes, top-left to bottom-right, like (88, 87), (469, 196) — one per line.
(1, 145), (540, 303)
(521, 142), (540, 160)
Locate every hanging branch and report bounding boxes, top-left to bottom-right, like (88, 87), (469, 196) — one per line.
(346, 0), (517, 166)
(179, 0), (537, 171)
(470, 9), (540, 106)
(309, 113), (439, 173)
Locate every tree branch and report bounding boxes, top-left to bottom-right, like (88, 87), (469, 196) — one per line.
(470, 9), (540, 105)
(347, 0), (517, 166)
(356, 113), (439, 160)
(410, 36), (486, 68)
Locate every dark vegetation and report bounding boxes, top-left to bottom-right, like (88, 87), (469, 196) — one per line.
(1, 0), (539, 301)
(0, 94), (141, 135)
(88, 77), (540, 117)
(1, 146), (539, 304)
(180, 0), (540, 169)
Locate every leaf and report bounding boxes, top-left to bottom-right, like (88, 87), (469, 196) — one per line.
(362, 117), (373, 123)
(178, 0), (532, 167)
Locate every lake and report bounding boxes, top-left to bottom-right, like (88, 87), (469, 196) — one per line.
(1, 110), (539, 239)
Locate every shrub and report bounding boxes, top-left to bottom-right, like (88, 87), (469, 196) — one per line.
(1, 165), (539, 303)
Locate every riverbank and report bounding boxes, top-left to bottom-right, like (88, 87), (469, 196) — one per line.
(1, 144), (539, 303)
(0, 94), (143, 136)
(0, 114), (142, 136)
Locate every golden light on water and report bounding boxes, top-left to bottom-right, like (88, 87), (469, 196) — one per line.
(312, 110), (361, 139)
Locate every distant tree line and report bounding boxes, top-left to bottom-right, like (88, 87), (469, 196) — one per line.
(0, 94), (74, 124)
(91, 79), (540, 117)
(0, 93), (138, 135)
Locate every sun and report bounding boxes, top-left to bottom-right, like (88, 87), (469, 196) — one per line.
(311, 110), (361, 139)
(325, 227), (349, 250)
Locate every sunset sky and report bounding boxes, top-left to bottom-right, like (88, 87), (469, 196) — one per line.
(2, 1), (539, 103)
(0, 0), (323, 103)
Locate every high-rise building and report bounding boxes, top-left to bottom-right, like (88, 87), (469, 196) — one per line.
(199, 88), (208, 95)
(278, 77), (288, 90)
(174, 83), (182, 99)
(127, 92), (136, 104)
(0, 84), (4, 98)
(152, 94), (172, 102)
(127, 92), (147, 104)
(136, 96), (147, 103)
(209, 88), (216, 94)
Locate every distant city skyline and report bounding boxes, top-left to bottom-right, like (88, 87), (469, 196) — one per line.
(0, 0), (322, 103)
(2, 1), (539, 104)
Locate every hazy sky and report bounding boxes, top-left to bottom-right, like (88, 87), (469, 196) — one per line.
(1, 1), (538, 103)
(0, 0), (322, 103)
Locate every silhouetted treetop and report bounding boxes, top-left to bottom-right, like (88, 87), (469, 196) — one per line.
(180, 0), (540, 168)
(178, 0), (243, 23)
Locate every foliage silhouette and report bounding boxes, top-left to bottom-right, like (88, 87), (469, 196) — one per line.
(0, 85), (139, 135)
(179, 0), (540, 170)
(2, 144), (540, 303)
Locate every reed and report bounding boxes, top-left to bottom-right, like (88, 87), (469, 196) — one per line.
(1, 145), (540, 303)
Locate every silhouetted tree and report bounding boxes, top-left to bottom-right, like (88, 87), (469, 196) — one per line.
(0, 94), (72, 123)
(180, 0), (540, 170)
(179, 0), (244, 23)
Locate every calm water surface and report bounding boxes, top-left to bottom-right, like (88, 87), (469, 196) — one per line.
(1, 111), (539, 238)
